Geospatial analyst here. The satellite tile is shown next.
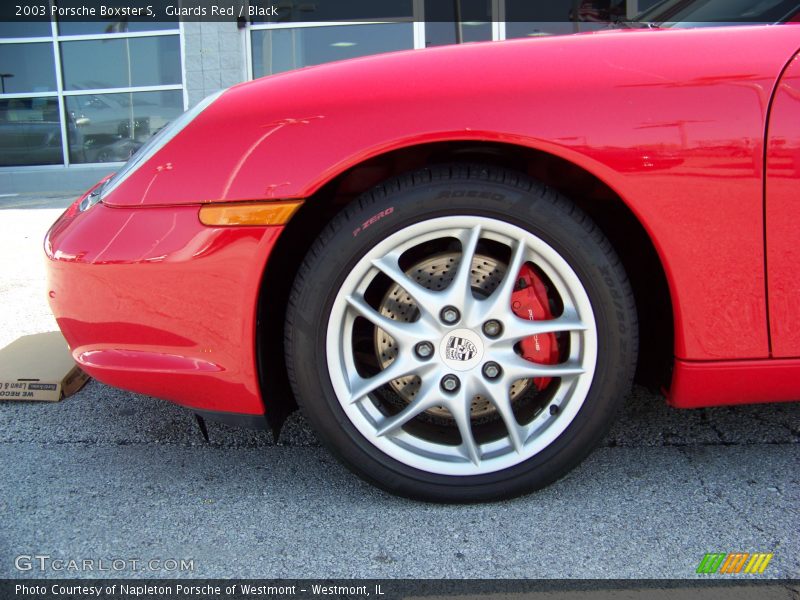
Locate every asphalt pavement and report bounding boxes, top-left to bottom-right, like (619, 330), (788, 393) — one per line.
(0, 200), (798, 580)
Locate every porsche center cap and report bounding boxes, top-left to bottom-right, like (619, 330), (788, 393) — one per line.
(439, 329), (484, 372)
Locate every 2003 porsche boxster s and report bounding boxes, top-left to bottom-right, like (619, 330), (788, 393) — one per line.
(45, 24), (800, 501)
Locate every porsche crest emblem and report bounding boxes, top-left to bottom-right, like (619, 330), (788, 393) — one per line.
(445, 336), (478, 362)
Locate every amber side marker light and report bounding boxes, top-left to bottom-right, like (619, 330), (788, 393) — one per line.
(199, 200), (304, 226)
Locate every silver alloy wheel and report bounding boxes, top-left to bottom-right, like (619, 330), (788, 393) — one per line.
(326, 216), (598, 476)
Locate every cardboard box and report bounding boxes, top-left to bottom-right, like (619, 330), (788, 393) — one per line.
(0, 331), (89, 402)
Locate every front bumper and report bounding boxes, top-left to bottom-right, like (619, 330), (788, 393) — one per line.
(45, 186), (283, 415)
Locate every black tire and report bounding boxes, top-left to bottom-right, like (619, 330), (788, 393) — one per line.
(285, 164), (637, 502)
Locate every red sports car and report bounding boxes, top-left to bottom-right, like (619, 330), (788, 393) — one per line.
(45, 24), (800, 502)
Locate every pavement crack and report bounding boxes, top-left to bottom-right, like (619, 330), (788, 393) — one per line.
(679, 446), (772, 538)
(748, 409), (800, 441)
(699, 409), (733, 445)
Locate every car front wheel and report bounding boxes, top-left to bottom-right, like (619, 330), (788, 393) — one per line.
(285, 165), (637, 502)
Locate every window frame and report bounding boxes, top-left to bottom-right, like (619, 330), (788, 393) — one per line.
(246, 0), (642, 80)
(246, 0), (430, 81)
(0, 5), (185, 170)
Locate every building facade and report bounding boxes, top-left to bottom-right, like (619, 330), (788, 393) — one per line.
(0, 0), (659, 193)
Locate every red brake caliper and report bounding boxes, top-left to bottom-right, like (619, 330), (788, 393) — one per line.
(511, 264), (560, 390)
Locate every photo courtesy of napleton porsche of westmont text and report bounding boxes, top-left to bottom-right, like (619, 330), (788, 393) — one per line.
(0, 0), (798, 598)
(14, 583), (382, 596)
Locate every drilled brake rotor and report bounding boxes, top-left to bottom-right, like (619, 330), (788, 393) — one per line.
(373, 252), (531, 419)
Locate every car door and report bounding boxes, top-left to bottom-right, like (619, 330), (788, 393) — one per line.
(766, 49), (800, 357)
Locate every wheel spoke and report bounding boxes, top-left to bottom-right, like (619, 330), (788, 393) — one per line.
(444, 225), (482, 307)
(476, 377), (525, 454)
(498, 351), (585, 381)
(375, 377), (441, 437)
(345, 294), (429, 346)
(348, 357), (432, 405)
(477, 239), (528, 320)
(371, 254), (443, 323)
(448, 392), (481, 466)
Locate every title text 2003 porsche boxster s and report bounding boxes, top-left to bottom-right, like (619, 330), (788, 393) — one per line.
(45, 24), (800, 501)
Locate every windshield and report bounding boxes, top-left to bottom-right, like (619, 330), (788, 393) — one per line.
(632, 0), (800, 26)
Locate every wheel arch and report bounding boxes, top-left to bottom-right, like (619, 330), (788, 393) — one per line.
(256, 140), (674, 425)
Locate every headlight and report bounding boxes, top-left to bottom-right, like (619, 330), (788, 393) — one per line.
(99, 89), (226, 201)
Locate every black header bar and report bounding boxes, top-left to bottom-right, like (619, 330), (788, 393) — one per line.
(2, 0), (798, 25)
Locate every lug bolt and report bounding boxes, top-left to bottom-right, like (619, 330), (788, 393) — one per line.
(482, 362), (502, 380)
(440, 306), (460, 324)
(549, 404), (560, 416)
(482, 320), (502, 338)
(441, 375), (460, 392)
(415, 342), (434, 359)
